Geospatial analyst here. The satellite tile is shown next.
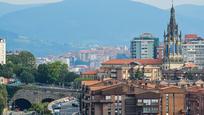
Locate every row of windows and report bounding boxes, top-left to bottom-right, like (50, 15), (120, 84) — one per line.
(143, 107), (159, 113)
(105, 95), (122, 101)
(137, 99), (159, 106)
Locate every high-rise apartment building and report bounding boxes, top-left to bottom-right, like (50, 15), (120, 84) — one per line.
(0, 39), (6, 64)
(130, 33), (159, 59)
(182, 35), (204, 69)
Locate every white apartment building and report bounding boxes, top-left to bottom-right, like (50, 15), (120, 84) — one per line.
(182, 40), (204, 69)
(0, 39), (6, 64)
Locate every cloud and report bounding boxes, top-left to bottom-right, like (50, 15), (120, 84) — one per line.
(132, 0), (204, 9)
(0, 0), (63, 5)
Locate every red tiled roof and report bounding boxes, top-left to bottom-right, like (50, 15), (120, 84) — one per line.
(187, 87), (204, 93)
(82, 80), (101, 86)
(91, 82), (124, 91)
(102, 59), (162, 65)
(160, 86), (180, 90)
(185, 34), (198, 39)
(82, 71), (97, 75)
(90, 86), (109, 91)
(184, 63), (197, 68)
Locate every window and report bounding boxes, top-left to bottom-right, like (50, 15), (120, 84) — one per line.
(118, 96), (122, 101)
(151, 99), (158, 105)
(166, 94), (169, 113)
(137, 99), (143, 106)
(115, 95), (122, 115)
(106, 96), (111, 100)
(92, 96), (95, 100)
(152, 107), (158, 113)
(143, 99), (151, 105)
(108, 103), (112, 112)
(143, 107), (151, 113)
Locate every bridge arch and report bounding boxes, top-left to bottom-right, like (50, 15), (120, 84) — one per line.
(12, 98), (32, 111)
(11, 86), (80, 105)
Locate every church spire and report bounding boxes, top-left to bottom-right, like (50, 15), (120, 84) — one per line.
(170, 0), (176, 26)
(163, 0), (183, 70)
(171, 0), (174, 7)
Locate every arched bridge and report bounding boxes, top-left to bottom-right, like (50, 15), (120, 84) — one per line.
(11, 85), (80, 110)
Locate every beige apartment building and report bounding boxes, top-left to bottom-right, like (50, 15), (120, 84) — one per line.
(100, 59), (162, 81)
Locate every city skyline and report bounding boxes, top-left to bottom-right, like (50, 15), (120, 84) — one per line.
(1, 0), (204, 115)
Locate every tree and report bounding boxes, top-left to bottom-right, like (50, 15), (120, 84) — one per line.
(47, 61), (68, 84)
(30, 103), (51, 115)
(0, 63), (14, 78)
(129, 69), (143, 80)
(19, 70), (35, 84)
(17, 51), (36, 69)
(6, 51), (36, 83)
(36, 64), (51, 83)
(0, 85), (7, 114)
(7, 51), (36, 68)
(135, 70), (144, 79)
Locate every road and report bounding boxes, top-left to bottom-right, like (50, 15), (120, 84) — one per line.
(56, 100), (79, 115)
(52, 98), (79, 115)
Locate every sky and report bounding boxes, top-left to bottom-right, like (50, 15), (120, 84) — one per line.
(0, 0), (63, 5)
(132, 0), (204, 9)
(0, 0), (204, 8)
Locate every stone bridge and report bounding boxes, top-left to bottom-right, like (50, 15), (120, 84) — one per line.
(11, 85), (80, 110)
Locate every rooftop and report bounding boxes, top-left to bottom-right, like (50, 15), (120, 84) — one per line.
(82, 80), (101, 86)
(102, 59), (162, 65)
(82, 70), (97, 75)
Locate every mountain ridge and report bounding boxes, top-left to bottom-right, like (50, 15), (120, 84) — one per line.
(0, 0), (203, 56)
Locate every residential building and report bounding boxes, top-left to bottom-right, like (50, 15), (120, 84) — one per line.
(81, 70), (98, 80)
(184, 34), (202, 43)
(0, 39), (6, 64)
(182, 38), (204, 69)
(0, 77), (12, 85)
(130, 33), (159, 59)
(157, 45), (164, 60)
(186, 87), (204, 115)
(160, 86), (186, 115)
(100, 59), (162, 80)
(162, 69), (204, 80)
(163, 5), (183, 70)
(80, 79), (186, 115)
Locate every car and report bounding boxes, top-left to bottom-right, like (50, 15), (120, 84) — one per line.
(53, 108), (60, 113)
(72, 102), (79, 107)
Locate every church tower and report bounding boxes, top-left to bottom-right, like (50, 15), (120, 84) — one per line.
(163, 4), (183, 70)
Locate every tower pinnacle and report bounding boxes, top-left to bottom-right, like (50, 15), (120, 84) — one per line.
(172, 0), (174, 7)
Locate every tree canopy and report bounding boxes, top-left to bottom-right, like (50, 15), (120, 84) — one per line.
(1, 51), (79, 85)
(36, 61), (79, 84)
(0, 85), (7, 114)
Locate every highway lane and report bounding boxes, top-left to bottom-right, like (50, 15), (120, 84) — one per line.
(53, 99), (79, 115)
